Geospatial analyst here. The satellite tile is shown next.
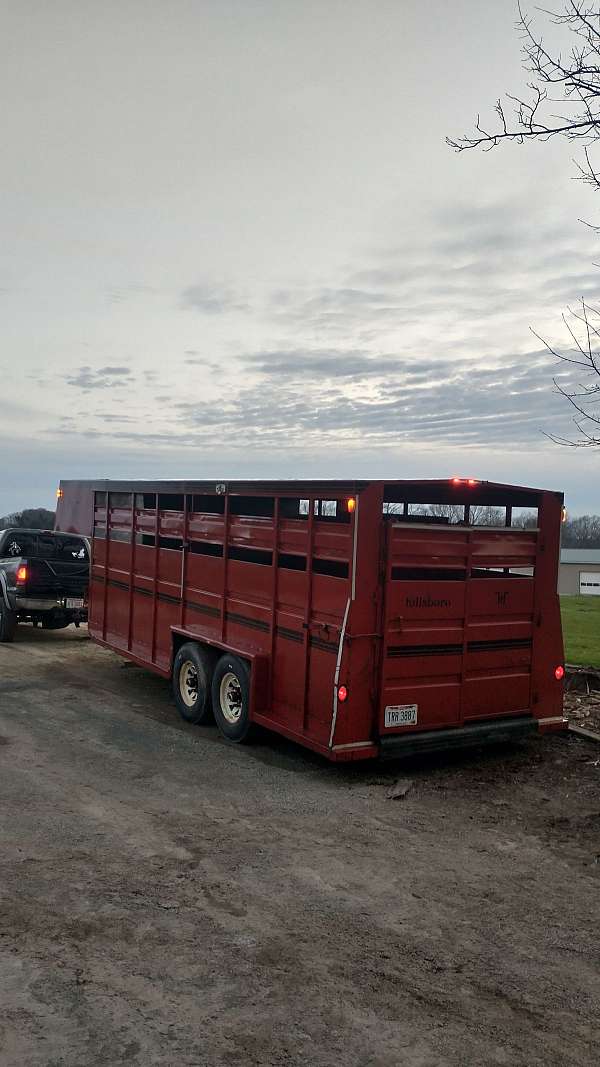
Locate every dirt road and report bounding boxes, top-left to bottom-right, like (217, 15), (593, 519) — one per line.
(1, 627), (599, 1066)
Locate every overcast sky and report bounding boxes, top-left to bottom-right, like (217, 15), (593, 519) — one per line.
(2, 0), (599, 517)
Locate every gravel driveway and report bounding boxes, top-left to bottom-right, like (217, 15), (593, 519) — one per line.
(1, 627), (599, 1066)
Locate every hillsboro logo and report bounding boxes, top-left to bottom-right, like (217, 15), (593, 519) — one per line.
(405, 595), (451, 609)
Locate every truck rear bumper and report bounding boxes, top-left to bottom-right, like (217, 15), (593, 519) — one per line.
(379, 715), (539, 760)
(16, 596), (64, 611)
(15, 596), (87, 617)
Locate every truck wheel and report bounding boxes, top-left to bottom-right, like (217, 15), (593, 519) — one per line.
(0, 600), (17, 643)
(212, 654), (253, 743)
(172, 643), (215, 725)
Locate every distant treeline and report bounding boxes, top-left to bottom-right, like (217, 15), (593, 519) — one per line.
(0, 508), (56, 530)
(561, 515), (600, 550)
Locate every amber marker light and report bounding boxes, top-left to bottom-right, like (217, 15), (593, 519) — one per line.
(56, 487), (64, 499)
(347, 497), (356, 514)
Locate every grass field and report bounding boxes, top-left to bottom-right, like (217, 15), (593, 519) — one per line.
(560, 595), (600, 666)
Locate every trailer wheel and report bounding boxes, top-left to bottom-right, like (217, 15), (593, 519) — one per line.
(172, 643), (215, 725)
(212, 654), (253, 743)
(0, 600), (17, 643)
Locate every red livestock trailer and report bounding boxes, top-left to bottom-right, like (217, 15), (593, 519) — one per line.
(56, 477), (566, 761)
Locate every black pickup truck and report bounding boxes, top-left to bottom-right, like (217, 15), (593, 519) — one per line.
(0, 528), (90, 642)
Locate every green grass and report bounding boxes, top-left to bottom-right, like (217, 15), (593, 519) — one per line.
(560, 596), (600, 667)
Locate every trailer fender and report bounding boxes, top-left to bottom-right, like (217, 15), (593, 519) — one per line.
(170, 628), (270, 718)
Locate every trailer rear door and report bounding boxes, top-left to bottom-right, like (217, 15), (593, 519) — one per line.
(380, 522), (538, 735)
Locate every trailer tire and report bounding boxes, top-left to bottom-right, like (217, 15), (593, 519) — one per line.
(212, 654), (253, 743)
(0, 600), (17, 643)
(172, 643), (215, 725)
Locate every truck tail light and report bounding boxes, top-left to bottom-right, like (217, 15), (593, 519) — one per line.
(16, 565), (28, 583)
(554, 665), (565, 681)
(337, 685), (348, 703)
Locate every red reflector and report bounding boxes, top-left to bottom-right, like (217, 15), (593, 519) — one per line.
(554, 665), (565, 681)
(337, 685), (348, 703)
(16, 565), (28, 582)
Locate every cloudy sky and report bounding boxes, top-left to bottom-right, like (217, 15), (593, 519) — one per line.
(2, 0), (600, 517)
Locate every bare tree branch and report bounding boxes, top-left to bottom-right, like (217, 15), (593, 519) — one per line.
(447, 2), (600, 190)
(540, 300), (600, 445)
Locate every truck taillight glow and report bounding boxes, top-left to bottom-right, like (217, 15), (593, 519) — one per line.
(337, 685), (348, 703)
(16, 565), (28, 583)
(554, 665), (565, 681)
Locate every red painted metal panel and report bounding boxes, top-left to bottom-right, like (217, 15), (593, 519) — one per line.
(379, 518), (553, 738)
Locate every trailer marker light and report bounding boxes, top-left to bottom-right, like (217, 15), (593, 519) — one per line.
(554, 665), (565, 681)
(467, 479), (478, 486)
(347, 497), (356, 514)
(56, 487), (64, 499)
(16, 565), (28, 583)
(451, 477), (461, 485)
(337, 685), (348, 703)
(561, 506), (567, 524)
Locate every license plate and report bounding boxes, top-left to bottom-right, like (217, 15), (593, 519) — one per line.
(385, 704), (418, 728)
(65, 598), (84, 609)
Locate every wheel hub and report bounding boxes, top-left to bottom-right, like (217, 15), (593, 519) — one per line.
(179, 661), (199, 708)
(220, 671), (243, 724)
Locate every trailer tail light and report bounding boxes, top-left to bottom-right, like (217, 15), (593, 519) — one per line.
(16, 565), (28, 583)
(337, 685), (348, 703)
(554, 665), (565, 681)
(347, 497), (356, 514)
(450, 477), (479, 486)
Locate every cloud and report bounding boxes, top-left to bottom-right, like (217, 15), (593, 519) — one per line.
(154, 344), (570, 450)
(181, 284), (247, 314)
(32, 196), (600, 494)
(64, 365), (134, 390)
